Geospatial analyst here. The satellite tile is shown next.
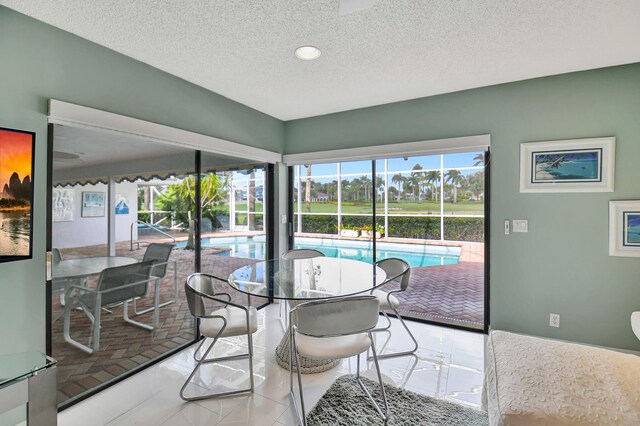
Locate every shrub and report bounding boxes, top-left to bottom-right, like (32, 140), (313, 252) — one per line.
(301, 215), (338, 234)
(443, 217), (484, 242)
(387, 216), (441, 240)
(297, 214), (484, 242)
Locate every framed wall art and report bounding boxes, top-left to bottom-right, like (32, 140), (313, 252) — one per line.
(0, 127), (35, 263)
(609, 201), (640, 257)
(81, 191), (105, 217)
(520, 137), (615, 193)
(115, 194), (129, 215)
(52, 188), (75, 222)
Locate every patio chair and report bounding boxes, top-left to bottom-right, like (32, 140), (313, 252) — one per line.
(289, 295), (389, 426)
(63, 260), (157, 354)
(51, 248), (78, 323)
(133, 243), (177, 327)
(369, 258), (418, 359)
(278, 249), (325, 328)
(180, 273), (258, 401)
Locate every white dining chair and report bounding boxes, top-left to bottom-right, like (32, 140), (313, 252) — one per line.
(180, 273), (258, 401)
(370, 258), (418, 359)
(289, 295), (389, 425)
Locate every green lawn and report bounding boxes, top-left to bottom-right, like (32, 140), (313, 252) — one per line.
(294, 200), (484, 215)
(232, 202), (264, 212)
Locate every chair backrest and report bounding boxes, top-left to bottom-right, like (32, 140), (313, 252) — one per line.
(52, 248), (63, 262)
(375, 258), (411, 291)
(185, 273), (216, 318)
(292, 295), (379, 337)
(282, 249), (325, 260)
(143, 243), (175, 278)
(97, 260), (155, 306)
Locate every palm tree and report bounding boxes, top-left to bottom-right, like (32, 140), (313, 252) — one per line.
(425, 170), (440, 201)
(473, 153), (485, 167)
(410, 164), (424, 201)
(444, 170), (464, 203)
(375, 175), (385, 202)
(360, 175), (372, 202)
(304, 165), (312, 212)
(247, 169), (255, 229)
(161, 173), (229, 248)
(391, 174), (405, 201)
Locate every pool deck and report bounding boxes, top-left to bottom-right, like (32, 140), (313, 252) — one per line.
(52, 234), (484, 403)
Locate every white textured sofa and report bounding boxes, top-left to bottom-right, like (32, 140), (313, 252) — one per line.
(482, 330), (640, 426)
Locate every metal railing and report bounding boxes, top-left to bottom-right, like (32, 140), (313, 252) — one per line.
(131, 220), (177, 251)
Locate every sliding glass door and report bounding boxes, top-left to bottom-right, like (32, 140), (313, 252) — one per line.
(290, 151), (487, 331)
(199, 153), (271, 308)
(48, 125), (274, 407)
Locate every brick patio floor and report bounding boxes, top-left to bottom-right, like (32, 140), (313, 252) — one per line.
(53, 243), (256, 404)
(52, 238), (483, 404)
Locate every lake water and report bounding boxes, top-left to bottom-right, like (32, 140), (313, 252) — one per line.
(0, 210), (31, 257)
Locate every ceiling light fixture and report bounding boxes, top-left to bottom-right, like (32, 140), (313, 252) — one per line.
(295, 45), (321, 61)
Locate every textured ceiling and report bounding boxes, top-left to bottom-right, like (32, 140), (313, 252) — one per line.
(3, 0), (640, 120)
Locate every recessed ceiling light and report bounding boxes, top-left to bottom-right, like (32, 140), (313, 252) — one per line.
(295, 45), (321, 61)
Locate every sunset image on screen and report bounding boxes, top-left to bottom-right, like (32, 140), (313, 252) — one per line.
(1, 128), (33, 260)
(0, 129), (32, 193)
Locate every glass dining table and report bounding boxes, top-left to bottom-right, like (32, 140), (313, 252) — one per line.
(217, 257), (388, 373)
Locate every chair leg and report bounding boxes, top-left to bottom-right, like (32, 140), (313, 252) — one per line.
(63, 293), (100, 355)
(123, 300), (154, 331)
(193, 337), (252, 365)
(355, 337), (389, 422)
(180, 332), (255, 401)
(247, 326), (255, 392)
(369, 308), (419, 360)
(134, 276), (177, 315)
(368, 333), (389, 421)
(288, 331), (307, 426)
(372, 311), (392, 331)
(278, 300), (289, 331)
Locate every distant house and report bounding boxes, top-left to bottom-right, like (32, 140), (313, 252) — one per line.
(312, 192), (329, 202)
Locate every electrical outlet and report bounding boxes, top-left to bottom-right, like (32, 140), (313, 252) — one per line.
(549, 313), (560, 328)
(504, 220), (510, 235)
(513, 219), (528, 233)
(281, 214), (287, 224)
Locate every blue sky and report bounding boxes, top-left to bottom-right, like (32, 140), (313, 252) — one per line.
(298, 151), (484, 177)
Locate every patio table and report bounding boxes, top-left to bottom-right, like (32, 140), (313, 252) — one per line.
(52, 256), (138, 281)
(219, 257), (387, 373)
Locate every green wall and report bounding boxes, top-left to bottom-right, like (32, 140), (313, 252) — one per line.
(2, 3), (639, 369)
(0, 6), (284, 357)
(286, 63), (640, 350)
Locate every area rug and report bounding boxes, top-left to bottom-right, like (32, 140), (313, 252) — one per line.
(306, 375), (488, 426)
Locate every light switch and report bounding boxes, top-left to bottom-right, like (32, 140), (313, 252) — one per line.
(513, 219), (528, 233)
(281, 214), (287, 224)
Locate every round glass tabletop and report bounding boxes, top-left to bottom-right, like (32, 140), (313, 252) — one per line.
(222, 257), (387, 300)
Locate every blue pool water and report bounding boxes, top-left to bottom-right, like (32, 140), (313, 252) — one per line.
(178, 235), (460, 268)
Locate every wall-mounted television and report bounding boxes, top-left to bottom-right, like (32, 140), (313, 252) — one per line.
(0, 127), (35, 263)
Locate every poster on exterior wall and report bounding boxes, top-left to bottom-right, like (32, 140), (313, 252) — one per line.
(52, 188), (74, 222)
(81, 191), (105, 217)
(0, 127), (35, 263)
(115, 194), (130, 215)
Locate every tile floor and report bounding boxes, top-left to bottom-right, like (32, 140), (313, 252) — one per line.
(58, 304), (486, 426)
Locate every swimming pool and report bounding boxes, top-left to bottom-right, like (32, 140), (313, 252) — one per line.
(178, 235), (461, 268)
